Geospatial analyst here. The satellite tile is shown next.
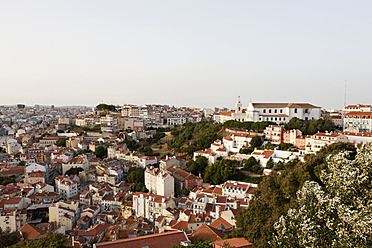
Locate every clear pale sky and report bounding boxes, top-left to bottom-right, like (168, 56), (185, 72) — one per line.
(1, 1), (371, 109)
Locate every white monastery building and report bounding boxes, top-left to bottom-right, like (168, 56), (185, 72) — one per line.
(214, 98), (321, 124)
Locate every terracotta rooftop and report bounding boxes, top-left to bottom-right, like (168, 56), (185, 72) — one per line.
(94, 230), (189, 248)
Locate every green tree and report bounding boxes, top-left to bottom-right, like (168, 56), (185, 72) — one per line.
(167, 120), (222, 157)
(65, 167), (84, 176)
(265, 158), (274, 169)
(0, 176), (16, 185)
(56, 138), (67, 147)
(96, 103), (116, 111)
(126, 167), (148, 192)
(250, 136), (263, 148)
(187, 156), (208, 177)
(278, 143), (295, 151)
(204, 159), (245, 185)
(94, 146), (107, 159)
(272, 144), (372, 247)
(10, 232), (70, 248)
(0, 227), (20, 248)
(284, 117), (303, 131)
(265, 142), (275, 150)
(239, 147), (254, 154)
(235, 142), (357, 248)
(244, 157), (262, 174)
(17, 161), (26, 166)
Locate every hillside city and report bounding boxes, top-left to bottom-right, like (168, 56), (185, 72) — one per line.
(0, 99), (371, 248)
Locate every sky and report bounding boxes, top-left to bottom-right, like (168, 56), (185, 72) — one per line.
(1, 1), (372, 109)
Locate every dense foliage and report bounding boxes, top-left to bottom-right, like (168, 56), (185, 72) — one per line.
(284, 117), (335, 135)
(0, 176), (16, 185)
(187, 156), (208, 177)
(223, 120), (275, 132)
(96, 103), (116, 112)
(272, 143), (372, 247)
(204, 159), (247, 185)
(239, 147), (254, 154)
(235, 143), (356, 248)
(126, 167), (148, 192)
(65, 167), (84, 176)
(243, 157), (262, 174)
(56, 138), (67, 147)
(0, 227), (20, 248)
(10, 233), (70, 248)
(250, 136), (263, 148)
(94, 146), (107, 159)
(168, 121), (222, 156)
(278, 143), (295, 151)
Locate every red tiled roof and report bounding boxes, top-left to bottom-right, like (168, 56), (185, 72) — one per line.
(95, 230), (189, 248)
(213, 238), (253, 248)
(192, 224), (225, 242)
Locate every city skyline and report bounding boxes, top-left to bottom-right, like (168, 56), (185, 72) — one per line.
(1, 1), (372, 108)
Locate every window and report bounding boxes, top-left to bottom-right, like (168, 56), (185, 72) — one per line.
(294, 108), (298, 113)
(269, 109), (271, 113)
(305, 109), (309, 113)
(280, 109), (283, 113)
(263, 109), (266, 113)
(275, 109), (277, 113)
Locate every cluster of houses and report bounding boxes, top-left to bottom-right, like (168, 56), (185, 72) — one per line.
(0, 101), (371, 247)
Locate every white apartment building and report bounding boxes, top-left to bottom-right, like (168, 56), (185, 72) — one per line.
(55, 175), (80, 200)
(145, 166), (175, 197)
(343, 104), (372, 113)
(0, 209), (27, 232)
(132, 192), (176, 222)
(167, 115), (187, 126)
(214, 99), (321, 124)
(339, 131), (372, 144)
(264, 125), (284, 144)
(221, 181), (258, 200)
(305, 132), (348, 153)
(343, 111), (372, 133)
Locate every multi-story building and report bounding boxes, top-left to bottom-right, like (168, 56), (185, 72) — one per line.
(132, 192), (176, 221)
(343, 104), (372, 113)
(344, 111), (372, 133)
(264, 125), (284, 144)
(305, 132), (348, 153)
(221, 181), (258, 200)
(214, 99), (321, 124)
(49, 201), (79, 230)
(145, 166), (174, 197)
(0, 209), (27, 232)
(55, 175), (80, 200)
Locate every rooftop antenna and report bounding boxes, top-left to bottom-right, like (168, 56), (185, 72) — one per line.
(344, 80), (347, 107)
